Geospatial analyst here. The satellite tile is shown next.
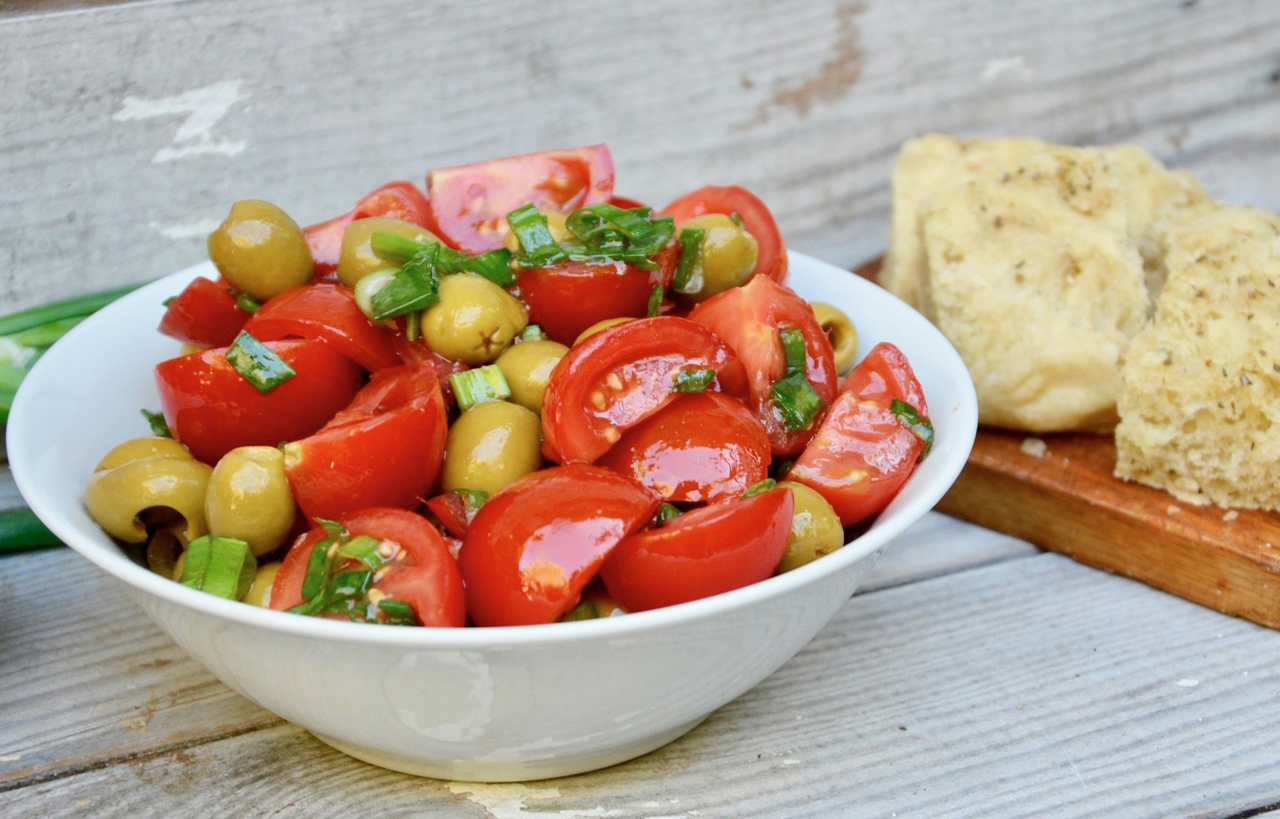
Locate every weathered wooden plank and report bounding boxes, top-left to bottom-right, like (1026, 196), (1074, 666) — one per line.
(4, 555), (1279, 818)
(3, 0), (1278, 311)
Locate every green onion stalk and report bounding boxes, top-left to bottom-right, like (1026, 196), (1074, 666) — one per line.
(1, 283), (143, 553)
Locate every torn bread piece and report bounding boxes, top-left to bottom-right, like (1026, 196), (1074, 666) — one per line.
(918, 146), (1150, 432)
(1115, 205), (1280, 509)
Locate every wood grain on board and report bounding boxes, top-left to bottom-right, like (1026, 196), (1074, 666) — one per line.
(855, 258), (1280, 630)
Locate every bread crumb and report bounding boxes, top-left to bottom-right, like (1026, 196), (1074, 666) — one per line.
(1222, 510), (1239, 521)
(1021, 437), (1047, 457)
(1166, 505), (1182, 514)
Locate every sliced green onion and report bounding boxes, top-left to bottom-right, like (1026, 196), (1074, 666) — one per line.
(372, 231), (516, 288)
(141, 408), (172, 438)
(657, 502), (682, 524)
(299, 536), (336, 604)
(375, 598), (418, 625)
(225, 331), (296, 393)
(891, 398), (934, 459)
(232, 292), (261, 313)
(451, 364), (511, 411)
(647, 285), (663, 317)
(370, 251), (441, 321)
(369, 232), (426, 265)
(562, 204), (674, 267)
(335, 534), (387, 570)
(742, 478), (777, 499)
(0, 507), (61, 554)
(508, 204), (568, 268)
(519, 324), (547, 342)
(454, 488), (490, 521)
(178, 535), (256, 601)
(0, 282), (143, 337)
(770, 327), (825, 431)
(672, 367), (715, 394)
(672, 227), (706, 294)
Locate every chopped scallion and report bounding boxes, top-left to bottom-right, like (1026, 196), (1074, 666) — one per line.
(451, 365), (512, 411)
(178, 535), (256, 601)
(647, 285), (663, 317)
(769, 327), (825, 431)
(673, 227), (706, 294)
(519, 324), (547, 342)
(141, 408), (172, 438)
(225, 331), (296, 393)
(672, 367), (715, 394)
(657, 502), (682, 524)
(742, 478), (777, 498)
(370, 251), (441, 321)
(508, 204), (568, 268)
(890, 398), (934, 459)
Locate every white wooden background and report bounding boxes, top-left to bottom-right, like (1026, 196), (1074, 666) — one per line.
(5, 1), (1280, 817)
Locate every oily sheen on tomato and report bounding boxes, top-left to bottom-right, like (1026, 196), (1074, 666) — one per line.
(424, 144), (615, 254)
(596, 390), (771, 503)
(600, 487), (794, 612)
(282, 361), (448, 521)
(540, 315), (748, 464)
(458, 464), (659, 626)
(157, 276), (251, 347)
(687, 275), (838, 456)
(271, 507), (465, 627)
(516, 257), (664, 346)
(155, 338), (363, 465)
(242, 282), (401, 372)
(658, 185), (788, 283)
(303, 181), (432, 278)
(787, 342), (929, 528)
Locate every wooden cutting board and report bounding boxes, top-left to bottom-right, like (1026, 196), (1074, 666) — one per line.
(854, 258), (1280, 630)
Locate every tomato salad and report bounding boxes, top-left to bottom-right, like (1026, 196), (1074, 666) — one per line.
(83, 144), (934, 628)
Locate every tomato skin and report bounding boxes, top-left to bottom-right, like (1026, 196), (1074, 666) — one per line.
(516, 258), (664, 346)
(282, 361), (448, 521)
(658, 185), (788, 283)
(458, 464), (659, 626)
(155, 339), (363, 465)
(425, 491), (474, 539)
(270, 507), (466, 627)
(241, 282), (401, 372)
(596, 390), (771, 503)
(600, 487), (793, 612)
(687, 275), (838, 456)
(787, 342), (929, 527)
(157, 276), (252, 347)
(425, 145), (614, 254)
(541, 315), (749, 464)
(303, 181), (432, 278)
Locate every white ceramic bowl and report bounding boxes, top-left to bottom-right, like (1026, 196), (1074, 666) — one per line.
(8, 251), (976, 782)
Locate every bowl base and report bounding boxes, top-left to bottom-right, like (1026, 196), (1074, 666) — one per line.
(310, 716), (707, 782)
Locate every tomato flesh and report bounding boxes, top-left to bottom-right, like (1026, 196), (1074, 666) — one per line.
(596, 390), (771, 503)
(516, 258), (662, 346)
(242, 282), (401, 372)
(283, 361), (448, 521)
(157, 276), (252, 347)
(425, 145), (614, 254)
(658, 184), (788, 283)
(687, 275), (838, 456)
(787, 342), (929, 527)
(271, 507), (465, 627)
(458, 464), (658, 626)
(155, 338), (363, 465)
(600, 487), (794, 612)
(540, 316), (748, 464)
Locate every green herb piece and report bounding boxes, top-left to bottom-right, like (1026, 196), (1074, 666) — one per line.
(376, 599), (418, 625)
(285, 524), (419, 626)
(508, 204), (569, 268)
(369, 232), (425, 265)
(225, 331), (296, 393)
(672, 227), (706, 294)
(657, 502), (682, 524)
(742, 478), (777, 498)
(371, 231), (516, 288)
(370, 250), (441, 321)
(519, 324), (548, 342)
(454, 488), (490, 522)
(232, 292), (261, 313)
(891, 397), (934, 459)
(0, 282), (142, 337)
(561, 600), (601, 621)
(335, 534), (387, 570)
(672, 367), (716, 394)
(646, 285), (663, 317)
(141, 408), (172, 438)
(178, 535), (256, 601)
(561, 204), (675, 268)
(0, 507), (61, 554)
(451, 364), (512, 411)
(770, 327), (825, 431)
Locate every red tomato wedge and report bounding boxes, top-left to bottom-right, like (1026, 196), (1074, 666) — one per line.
(270, 507), (465, 627)
(787, 342), (930, 527)
(540, 316), (748, 464)
(242, 282), (401, 372)
(516, 257), (666, 347)
(600, 487), (794, 612)
(596, 390), (771, 503)
(157, 276), (252, 347)
(155, 338), (363, 465)
(687, 275), (838, 456)
(282, 361), (448, 521)
(303, 181), (432, 278)
(658, 185), (788, 283)
(458, 464), (659, 626)
(425, 144), (614, 254)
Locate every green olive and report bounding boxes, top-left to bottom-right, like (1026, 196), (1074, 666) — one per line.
(573, 317), (632, 346)
(442, 400), (543, 496)
(207, 200), (313, 302)
(679, 213), (758, 301)
(422, 274), (528, 365)
(337, 216), (440, 288)
(810, 302), (859, 375)
(205, 446), (296, 557)
(243, 562), (281, 608)
(495, 339), (569, 414)
(94, 436), (193, 471)
(84, 454), (213, 545)
(775, 481), (844, 572)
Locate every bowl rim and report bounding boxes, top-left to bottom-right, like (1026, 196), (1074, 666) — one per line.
(7, 250), (977, 648)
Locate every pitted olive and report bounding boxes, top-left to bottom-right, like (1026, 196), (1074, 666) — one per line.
(810, 302), (858, 375)
(442, 400), (543, 496)
(421, 274), (528, 365)
(205, 446), (297, 557)
(775, 480), (844, 572)
(84, 439), (213, 546)
(207, 200), (313, 302)
(677, 213), (758, 300)
(495, 339), (569, 414)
